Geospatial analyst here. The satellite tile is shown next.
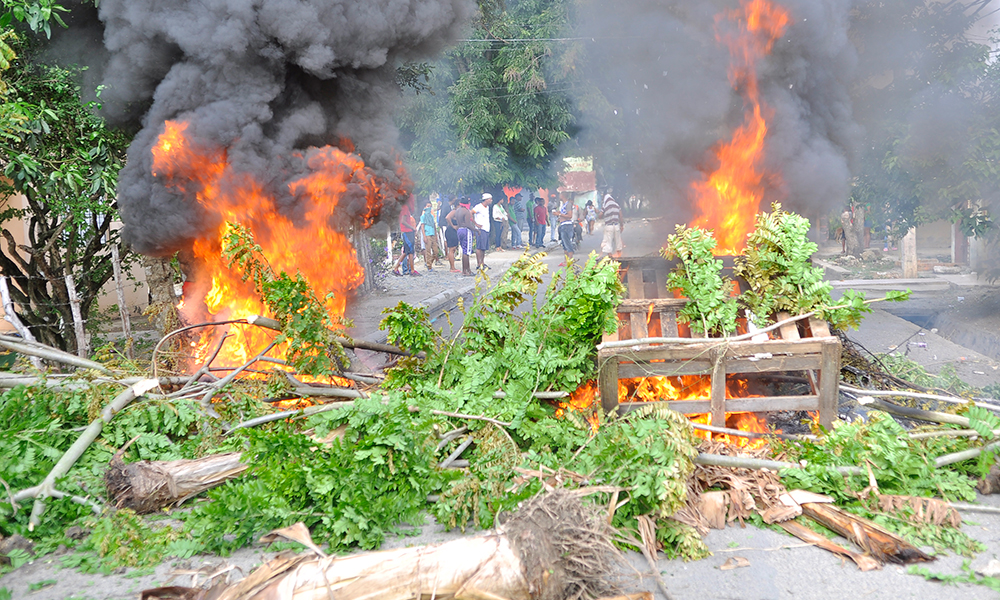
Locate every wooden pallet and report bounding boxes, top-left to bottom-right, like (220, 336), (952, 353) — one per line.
(599, 258), (841, 428)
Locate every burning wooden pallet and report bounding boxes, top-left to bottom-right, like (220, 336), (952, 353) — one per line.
(598, 258), (840, 428)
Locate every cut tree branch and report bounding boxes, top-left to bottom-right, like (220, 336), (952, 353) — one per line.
(12, 379), (159, 528)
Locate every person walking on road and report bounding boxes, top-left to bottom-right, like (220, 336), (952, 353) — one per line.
(532, 197), (547, 248)
(392, 195), (420, 276)
(419, 201), (440, 271)
(599, 191), (624, 258)
(556, 193), (575, 265)
(448, 198), (476, 276)
(511, 193), (526, 249)
(441, 196), (460, 272)
(472, 193), (492, 272)
(491, 196), (510, 250)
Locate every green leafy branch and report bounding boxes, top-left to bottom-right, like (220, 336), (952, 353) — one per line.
(662, 225), (738, 336)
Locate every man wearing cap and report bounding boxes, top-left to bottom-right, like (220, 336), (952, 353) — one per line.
(472, 193), (492, 271)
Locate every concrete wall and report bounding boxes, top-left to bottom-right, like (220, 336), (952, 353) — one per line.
(915, 219), (952, 251)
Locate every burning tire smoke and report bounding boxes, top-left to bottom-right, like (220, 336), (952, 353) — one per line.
(579, 0), (860, 226)
(98, 0), (473, 256)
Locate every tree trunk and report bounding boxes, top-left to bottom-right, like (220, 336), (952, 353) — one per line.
(143, 254), (178, 334)
(844, 204), (866, 257)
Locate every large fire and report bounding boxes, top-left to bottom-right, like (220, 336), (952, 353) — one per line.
(690, 0), (790, 254)
(152, 120), (402, 373)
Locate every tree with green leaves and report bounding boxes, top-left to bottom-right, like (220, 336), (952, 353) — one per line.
(399, 0), (579, 194)
(849, 0), (998, 261)
(0, 5), (132, 352)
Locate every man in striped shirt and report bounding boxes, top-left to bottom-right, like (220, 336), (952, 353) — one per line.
(599, 190), (624, 258)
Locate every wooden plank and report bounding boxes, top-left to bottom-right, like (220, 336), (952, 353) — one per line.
(659, 309), (679, 338)
(599, 354), (620, 416)
(617, 298), (688, 312)
(626, 264), (647, 299)
(626, 267), (649, 338)
(642, 269), (659, 299)
(617, 395), (820, 415)
(726, 338), (827, 356)
(808, 316), (832, 338)
(818, 340), (840, 428)
(654, 268), (668, 299)
(723, 396), (820, 413)
(617, 360), (713, 379)
(603, 338), (827, 361)
(776, 311), (800, 341)
(710, 348), (726, 427)
(725, 355), (823, 374)
(618, 400), (711, 414)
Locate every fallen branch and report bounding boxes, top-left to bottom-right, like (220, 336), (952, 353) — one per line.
(934, 439), (1000, 468)
(856, 396), (970, 427)
(0, 334), (112, 375)
(226, 402), (355, 433)
(0, 276), (42, 369)
(200, 340), (280, 412)
(151, 319), (250, 380)
(439, 436), (473, 469)
(693, 452), (863, 476)
(778, 520), (881, 571)
(427, 409), (512, 428)
(105, 452), (248, 513)
(843, 383), (1000, 414)
(800, 502), (934, 564)
(909, 428), (1000, 440)
(12, 379), (159, 529)
(246, 314), (416, 357)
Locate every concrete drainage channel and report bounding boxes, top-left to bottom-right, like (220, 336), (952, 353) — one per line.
(887, 307), (1000, 363)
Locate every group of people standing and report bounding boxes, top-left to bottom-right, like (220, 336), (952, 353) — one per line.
(391, 188), (624, 277)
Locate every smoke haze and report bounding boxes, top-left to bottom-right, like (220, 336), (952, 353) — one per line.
(97, 0), (473, 255)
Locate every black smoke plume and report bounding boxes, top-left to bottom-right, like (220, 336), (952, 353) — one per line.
(577, 0), (860, 222)
(97, 0), (473, 255)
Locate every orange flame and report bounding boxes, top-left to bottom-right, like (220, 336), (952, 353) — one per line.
(152, 120), (405, 372)
(690, 0), (790, 254)
(558, 376), (777, 448)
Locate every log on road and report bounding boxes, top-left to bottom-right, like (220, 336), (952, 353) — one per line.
(141, 490), (627, 600)
(105, 452), (248, 514)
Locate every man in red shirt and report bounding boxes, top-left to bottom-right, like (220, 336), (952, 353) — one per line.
(531, 197), (547, 248)
(392, 196), (420, 276)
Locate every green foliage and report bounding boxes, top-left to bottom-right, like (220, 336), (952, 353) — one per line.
(381, 301), (438, 356)
(780, 413), (978, 503)
(909, 560), (1000, 591)
(0, 1), (68, 38)
(185, 394), (442, 553)
(736, 203), (832, 323)
(661, 225), (738, 336)
(0, 384), (212, 540)
(222, 222), (348, 376)
(778, 412), (987, 555)
(876, 353), (976, 397)
(75, 509), (183, 573)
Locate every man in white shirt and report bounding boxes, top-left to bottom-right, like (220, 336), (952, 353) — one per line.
(472, 193), (492, 271)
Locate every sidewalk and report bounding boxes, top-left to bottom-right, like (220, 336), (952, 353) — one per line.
(344, 242), (554, 343)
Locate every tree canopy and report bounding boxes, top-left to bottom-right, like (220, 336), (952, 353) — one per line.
(399, 0), (579, 194)
(0, 3), (131, 352)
